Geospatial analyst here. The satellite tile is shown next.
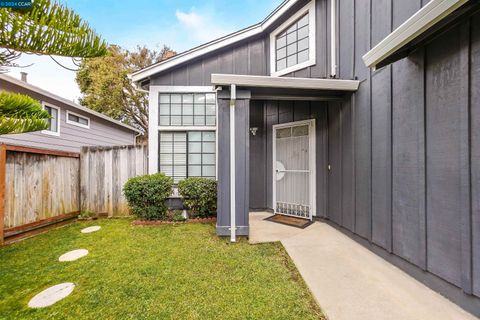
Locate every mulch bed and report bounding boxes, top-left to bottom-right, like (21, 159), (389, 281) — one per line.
(132, 217), (216, 226)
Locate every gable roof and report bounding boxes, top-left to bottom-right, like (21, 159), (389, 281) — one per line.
(130, 0), (304, 84)
(0, 74), (142, 134)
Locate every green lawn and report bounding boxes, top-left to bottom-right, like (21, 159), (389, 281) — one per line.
(0, 219), (323, 319)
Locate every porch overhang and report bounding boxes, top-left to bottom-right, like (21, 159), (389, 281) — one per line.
(211, 74), (360, 101)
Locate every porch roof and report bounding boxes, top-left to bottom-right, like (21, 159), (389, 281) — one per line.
(211, 74), (360, 101)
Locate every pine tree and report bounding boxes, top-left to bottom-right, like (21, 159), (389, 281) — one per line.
(0, 0), (107, 134)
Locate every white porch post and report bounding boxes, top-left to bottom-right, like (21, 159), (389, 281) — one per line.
(230, 84), (237, 242)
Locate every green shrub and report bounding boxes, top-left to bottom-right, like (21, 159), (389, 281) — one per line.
(123, 173), (173, 220)
(178, 177), (217, 218)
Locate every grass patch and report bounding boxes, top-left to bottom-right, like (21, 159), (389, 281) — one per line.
(0, 219), (324, 319)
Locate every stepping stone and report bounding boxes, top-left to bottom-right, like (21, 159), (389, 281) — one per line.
(28, 283), (75, 308)
(58, 249), (89, 262)
(81, 226), (101, 234)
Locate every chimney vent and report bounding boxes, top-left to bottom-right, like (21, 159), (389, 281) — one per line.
(20, 72), (27, 83)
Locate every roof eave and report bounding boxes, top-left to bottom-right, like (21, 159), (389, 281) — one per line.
(130, 0), (302, 84)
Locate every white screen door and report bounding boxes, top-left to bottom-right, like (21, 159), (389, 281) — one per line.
(273, 119), (315, 220)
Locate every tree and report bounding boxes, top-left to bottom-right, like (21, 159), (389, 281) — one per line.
(0, 0), (107, 134)
(0, 92), (50, 134)
(76, 45), (175, 137)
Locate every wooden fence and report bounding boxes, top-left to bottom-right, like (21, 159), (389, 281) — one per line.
(80, 145), (148, 217)
(0, 145), (80, 244)
(0, 144), (147, 244)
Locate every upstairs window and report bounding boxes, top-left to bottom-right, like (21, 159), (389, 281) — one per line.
(42, 104), (60, 136)
(158, 93), (216, 127)
(276, 14), (310, 72)
(270, 0), (316, 77)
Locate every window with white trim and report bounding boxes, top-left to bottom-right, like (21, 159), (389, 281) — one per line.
(159, 93), (216, 126)
(43, 104), (60, 135)
(154, 88), (217, 182)
(159, 131), (216, 183)
(66, 111), (90, 128)
(270, 0), (316, 77)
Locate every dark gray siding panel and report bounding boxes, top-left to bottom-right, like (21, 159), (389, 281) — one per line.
(216, 97), (250, 235)
(371, 66), (392, 250)
(472, 12), (480, 298)
(312, 101), (328, 218)
(328, 103), (342, 224)
(353, 0), (371, 240)
(265, 101), (279, 207)
(341, 98), (355, 231)
(249, 101), (267, 209)
(338, 0), (354, 79)
(391, 51), (426, 268)
(425, 24), (470, 289)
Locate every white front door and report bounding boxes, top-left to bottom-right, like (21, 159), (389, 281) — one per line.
(273, 119), (316, 220)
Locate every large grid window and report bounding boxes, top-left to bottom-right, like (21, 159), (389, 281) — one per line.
(275, 13), (309, 72)
(159, 131), (215, 183)
(159, 93), (216, 126)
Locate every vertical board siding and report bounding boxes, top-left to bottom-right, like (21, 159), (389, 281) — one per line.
(340, 98), (355, 230)
(216, 98), (250, 232)
(371, 0), (392, 250)
(328, 103), (342, 224)
(391, 51), (426, 268)
(425, 23), (470, 289)
(371, 66), (392, 250)
(471, 11), (480, 297)
(249, 101), (267, 209)
(4, 151), (80, 229)
(80, 145), (147, 217)
(353, 0), (372, 240)
(334, 0), (479, 301)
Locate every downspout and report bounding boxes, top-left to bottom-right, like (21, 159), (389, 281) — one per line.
(330, 0), (337, 77)
(230, 84), (237, 243)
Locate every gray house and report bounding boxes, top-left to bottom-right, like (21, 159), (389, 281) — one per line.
(0, 74), (141, 152)
(131, 0), (480, 315)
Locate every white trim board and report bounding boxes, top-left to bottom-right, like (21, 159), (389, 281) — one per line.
(130, 0), (307, 83)
(269, 0), (316, 77)
(363, 0), (468, 69)
(211, 74), (360, 91)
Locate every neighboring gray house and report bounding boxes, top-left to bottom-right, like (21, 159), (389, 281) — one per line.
(131, 0), (480, 315)
(0, 74), (141, 152)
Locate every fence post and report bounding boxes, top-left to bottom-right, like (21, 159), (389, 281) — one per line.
(0, 145), (6, 245)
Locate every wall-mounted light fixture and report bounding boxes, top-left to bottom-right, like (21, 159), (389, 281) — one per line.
(250, 127), (258, 136)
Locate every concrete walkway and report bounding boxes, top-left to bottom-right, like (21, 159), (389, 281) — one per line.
(249, 212), (478, 320)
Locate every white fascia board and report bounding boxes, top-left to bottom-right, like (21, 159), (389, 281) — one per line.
(211, 74), (360, 91)
(130, 0), (302, 83)
(363, 0), (468, 69)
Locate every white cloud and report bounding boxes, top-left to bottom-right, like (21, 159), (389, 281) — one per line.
(175, 8), (234, 43)
(9, 54), (81, 102)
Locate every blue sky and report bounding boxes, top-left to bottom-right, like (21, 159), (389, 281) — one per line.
(11, 0), (282, 101)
